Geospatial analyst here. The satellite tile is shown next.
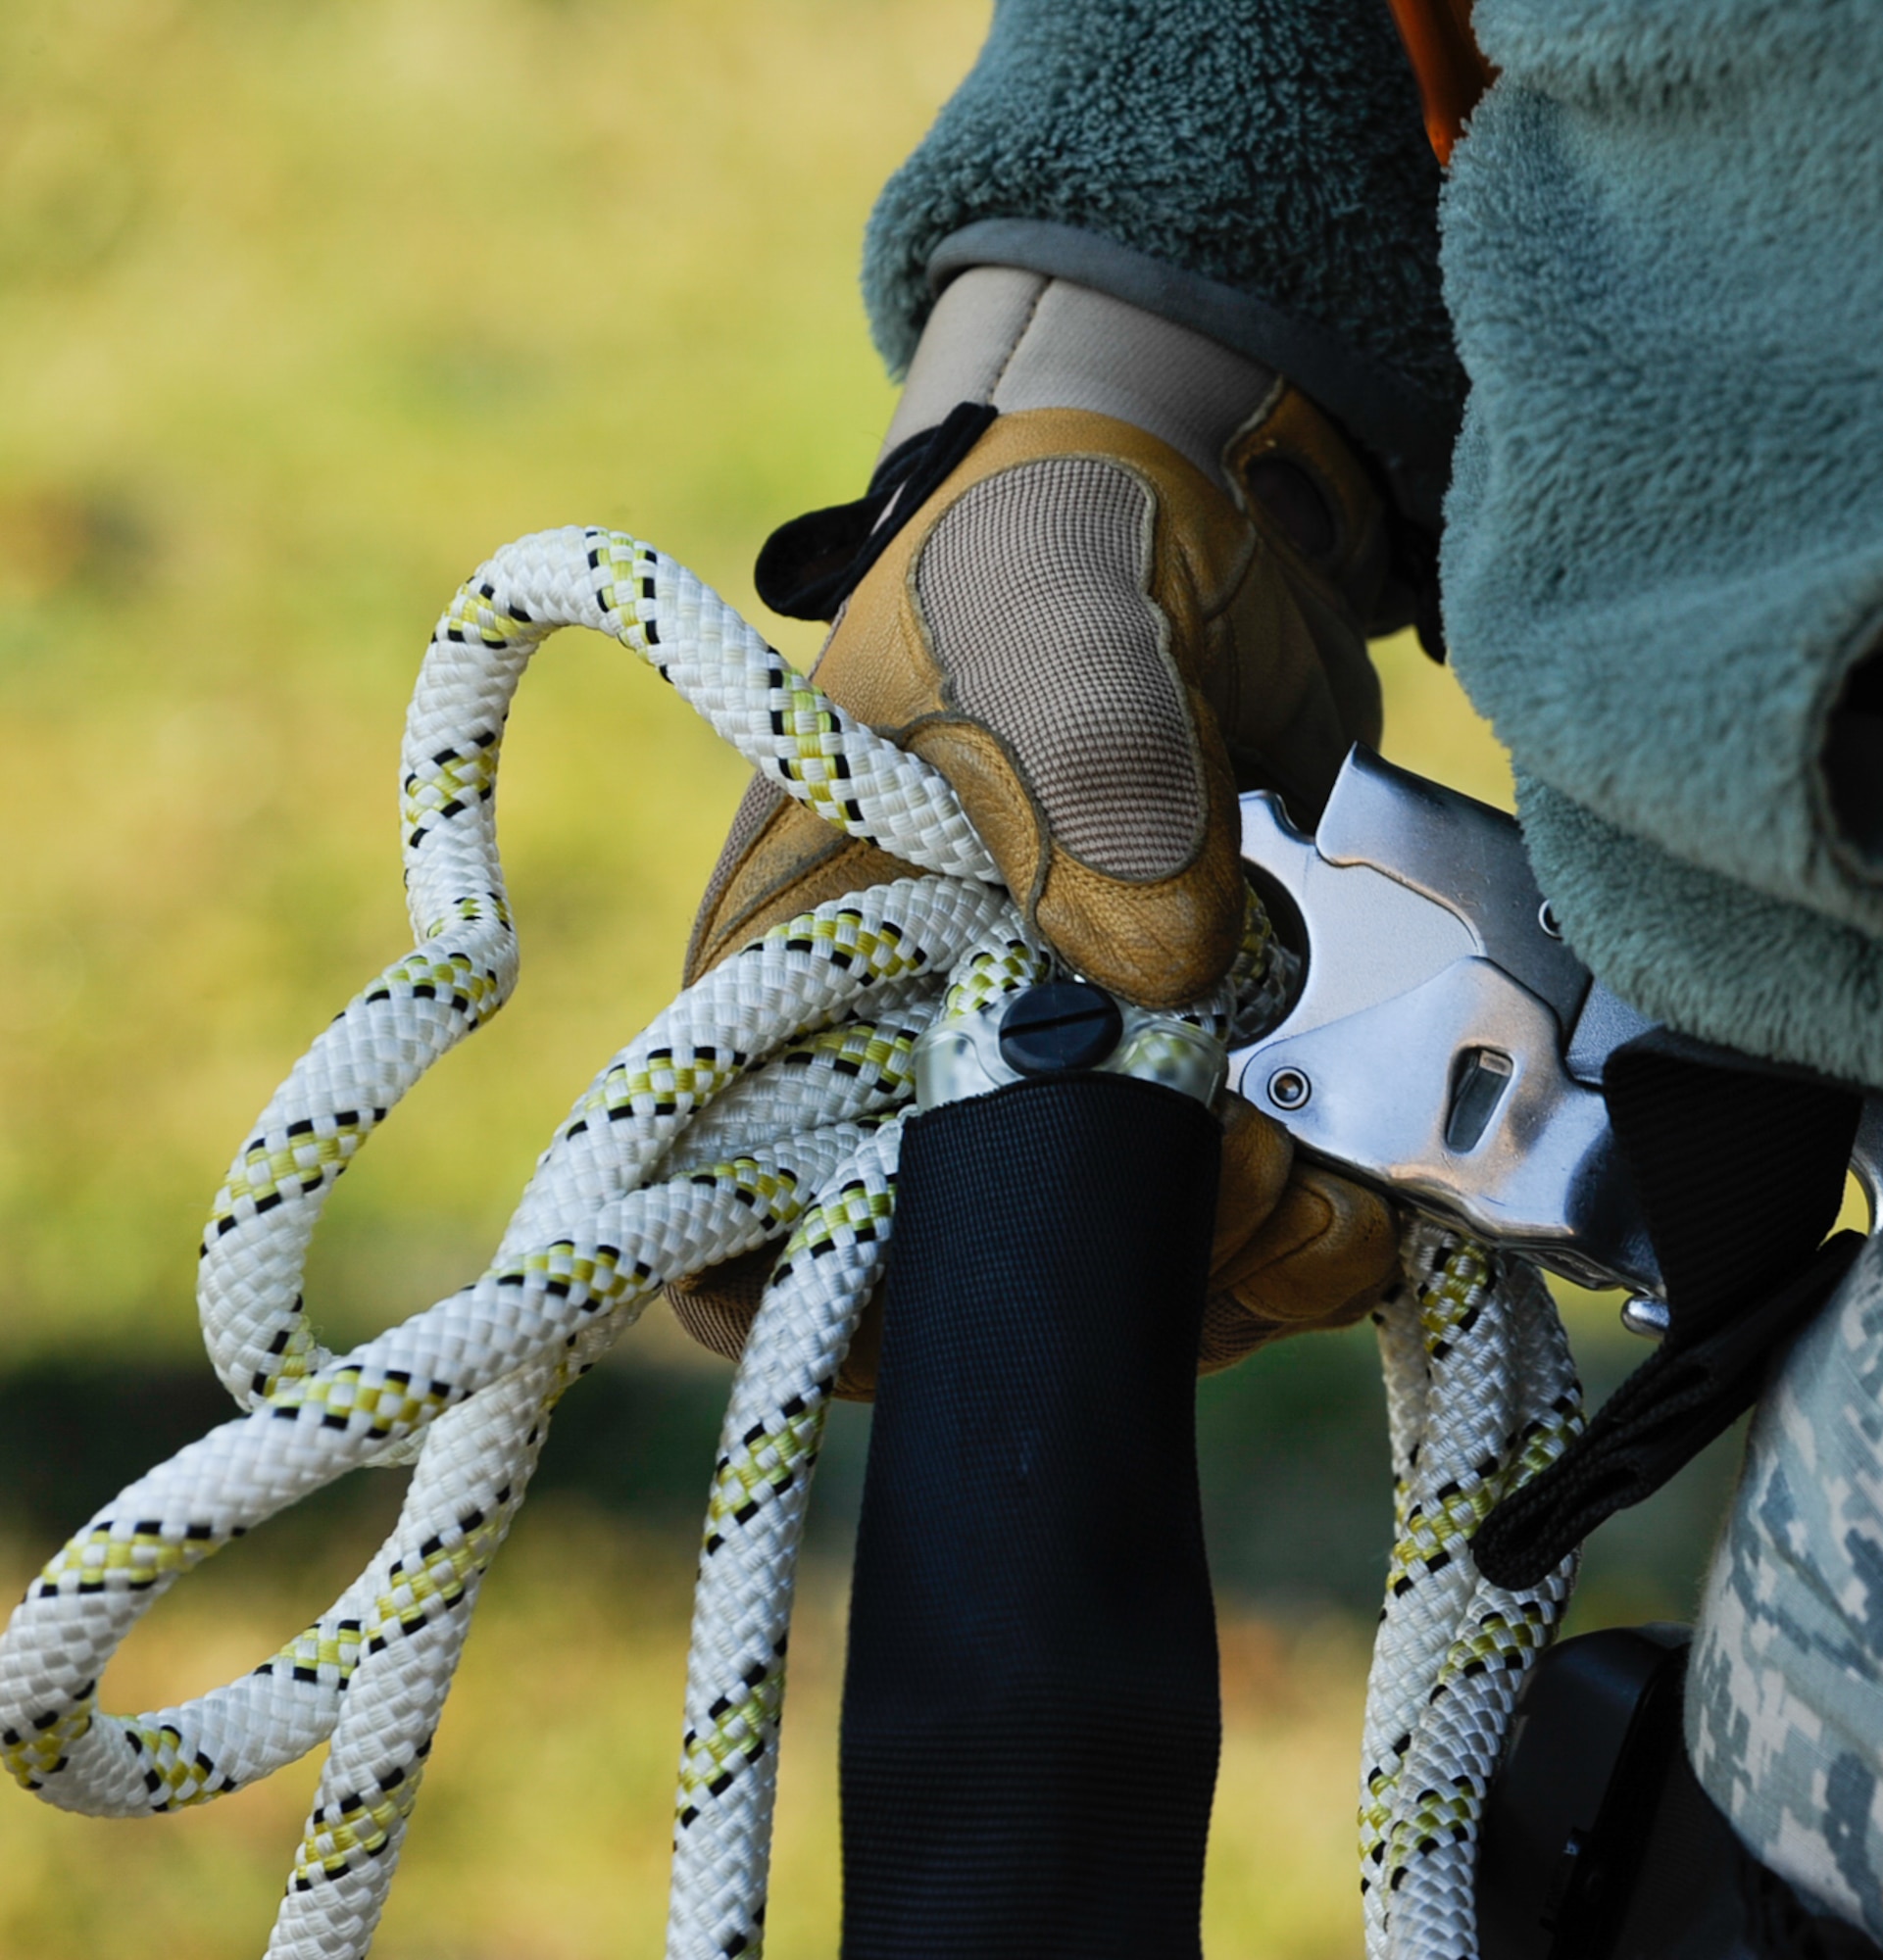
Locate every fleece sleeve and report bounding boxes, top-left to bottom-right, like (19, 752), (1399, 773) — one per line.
(1440, 0), (1883, 1090)
(859, 0), (1462, 539)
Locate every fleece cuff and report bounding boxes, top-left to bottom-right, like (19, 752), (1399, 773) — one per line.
(860, 0), (1462, 534)
(1519, 773), (1883, 1092)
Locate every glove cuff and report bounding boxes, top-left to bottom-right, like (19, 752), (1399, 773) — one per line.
(880, 268), (1280, 505)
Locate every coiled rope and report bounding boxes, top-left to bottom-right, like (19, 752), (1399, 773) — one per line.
(0, 525), (1581, 1960)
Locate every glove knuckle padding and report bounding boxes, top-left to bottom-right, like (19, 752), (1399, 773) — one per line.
(915, 455), (1204, 883)
(686, 405), (1386, 999)
(673, 398), (1398, 1374)
(863, 413), (1237, 1004)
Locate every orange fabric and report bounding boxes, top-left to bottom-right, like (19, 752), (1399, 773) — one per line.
(1385, 0), (1495, 166)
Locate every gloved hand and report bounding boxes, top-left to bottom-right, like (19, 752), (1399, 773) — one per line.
(669, 270), (1403, 1390)
(1200, 1091), (1400, 1374)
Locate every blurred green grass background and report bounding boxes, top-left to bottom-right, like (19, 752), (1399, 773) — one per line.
(0, 3), (1748, 1954)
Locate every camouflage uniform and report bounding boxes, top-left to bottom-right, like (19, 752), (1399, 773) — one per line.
(1689, 1234), (1883, 1936)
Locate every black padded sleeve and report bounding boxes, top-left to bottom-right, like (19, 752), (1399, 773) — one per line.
(839, 1073), (1222, 1960)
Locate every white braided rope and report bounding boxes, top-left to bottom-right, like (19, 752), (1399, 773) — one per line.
(0, 527), (1017, 1960)
(666, 1117), (905, 1960)
(660, 930), (1057, 1960)
(194, 527), (994, 1420)
(0, 521), (1582, 1960)
(1359, 1224), (1585, 1960)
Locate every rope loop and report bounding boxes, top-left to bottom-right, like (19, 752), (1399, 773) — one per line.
(0, 526), (1580, 1960)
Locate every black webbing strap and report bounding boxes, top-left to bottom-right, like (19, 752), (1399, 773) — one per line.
(753, 401), (998, 622)
(1475, 1031), (1863, 1590)
(839, 1074), (1222, 1960)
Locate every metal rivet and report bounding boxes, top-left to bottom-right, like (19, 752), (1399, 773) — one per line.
(1267, 1067), (1312, 1111)
(1538, 901), (1563, 941)
(1620, 1295), (1670, 1341)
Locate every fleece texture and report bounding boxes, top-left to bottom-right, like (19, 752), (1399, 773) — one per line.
(862, 0), (1462, 529)
(1442, 0), (1883, 1088)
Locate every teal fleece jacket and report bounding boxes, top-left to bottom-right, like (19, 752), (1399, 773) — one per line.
(864, 0), (1883, 1090)
(1442, 0), (1883, 1090)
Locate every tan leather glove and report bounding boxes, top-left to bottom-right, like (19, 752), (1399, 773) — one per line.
(1199, 1092), (1401, 1375)
(670, 271), (1403, 1389)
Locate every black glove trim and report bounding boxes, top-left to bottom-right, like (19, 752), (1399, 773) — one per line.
(753, 400), (998, 622)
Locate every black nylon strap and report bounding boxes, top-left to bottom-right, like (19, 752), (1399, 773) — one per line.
(754, 401), (998, 622)
(839, 1074), (1221, 1960)
(1475, 1032), (1863, 1590)
(1600, 1034), (1860, 1325)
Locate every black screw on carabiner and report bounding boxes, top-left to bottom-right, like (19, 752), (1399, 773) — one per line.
(997, 982), (1124, 1077)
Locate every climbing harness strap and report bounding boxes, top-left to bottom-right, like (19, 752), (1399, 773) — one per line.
(1474, 1032), (1862, 1590)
